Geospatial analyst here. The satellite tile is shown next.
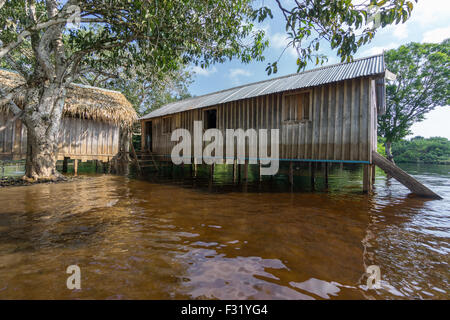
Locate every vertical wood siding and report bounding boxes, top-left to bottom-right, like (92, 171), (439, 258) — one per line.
(144, 77), (378, 163)
(0, 116), (120, 161)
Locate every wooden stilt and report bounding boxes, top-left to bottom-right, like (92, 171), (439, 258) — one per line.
(244, 161), (249, 181)
(73, 159), (78, 176)
(363, 164), (372, 193)
(233, 159), (237, 183)
(62, 157), (69, 173)
(289, 161), (294, 185)
(310, 162), (315, 191)
(210, 163), (215, 182)
(238, 163), (241, 183)
(371, 164), (376, 184)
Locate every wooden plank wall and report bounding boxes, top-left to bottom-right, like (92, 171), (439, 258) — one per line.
(56, 117), (120, 161)
(0, 113), (26, 160)
(0, 114), (120, 161)
(144, 77), (378, 163)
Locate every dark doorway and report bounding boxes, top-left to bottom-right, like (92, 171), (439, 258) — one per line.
(145, 121), (152, 152)
(205, 109), (217, 129)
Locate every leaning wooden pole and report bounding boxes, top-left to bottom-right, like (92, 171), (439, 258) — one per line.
(130, 140), (142, 176)
(372, 151), (442, 199)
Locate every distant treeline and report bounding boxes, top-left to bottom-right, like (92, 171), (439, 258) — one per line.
(379, 136), (450, 164)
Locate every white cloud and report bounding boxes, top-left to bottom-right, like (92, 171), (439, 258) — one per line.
(359, 42), (400, 57)
(392, 23), (409, 40)
(269, 32), (297, 58)
(229, 68), (252, 78)
(229, 68), (252, 85)
(408, 107), (450, 140)
(410, 0), (450, 26)
(191, 66), (217, 77)
(422, 26), (450, 43)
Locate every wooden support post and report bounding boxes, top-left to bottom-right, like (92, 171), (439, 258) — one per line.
(232, 159), (237, 183)
(244, 161), (249, 181)
(73, 159), (78, 176)
(363, 164), (372, 193)
(289, 161), (294, 185)
(324, 162), (329, 186)
(210, 163), (215, 182)
(310, 162), (315, 191)
(95, 160), (99, 173)
(238, 163), (241, 183)
(62, 157), (69, 173)
(372, 151), (442, 199)
(371, 164), (376, 184)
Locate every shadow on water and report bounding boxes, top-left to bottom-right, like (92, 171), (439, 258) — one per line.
(0, 162), (448, 299)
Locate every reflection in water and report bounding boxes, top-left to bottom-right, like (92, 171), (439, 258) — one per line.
(0, 163), (448, 299)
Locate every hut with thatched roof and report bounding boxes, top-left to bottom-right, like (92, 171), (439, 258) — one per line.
(0, 69), (137, 165)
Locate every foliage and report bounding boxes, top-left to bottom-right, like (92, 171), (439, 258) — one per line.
(377, 137), (386, 157)
(0, 0), (267, 85)
(391, 136), (450, 164)
(378, 40), (450, 144)
(132, 133), (141, 152)
(260, 0), (417, 73)
(79, 62), (193, 116)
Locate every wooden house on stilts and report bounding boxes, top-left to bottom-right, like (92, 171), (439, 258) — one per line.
(139, 54), (440, 199)
(0, 69), (137, 174)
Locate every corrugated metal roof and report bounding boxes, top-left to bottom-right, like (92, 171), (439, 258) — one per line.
(141, 54), (385, 120)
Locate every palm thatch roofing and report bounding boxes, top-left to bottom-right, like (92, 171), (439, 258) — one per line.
(0, 69), (137, 127)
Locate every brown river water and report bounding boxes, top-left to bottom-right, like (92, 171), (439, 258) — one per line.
(0, 163), (448, 299)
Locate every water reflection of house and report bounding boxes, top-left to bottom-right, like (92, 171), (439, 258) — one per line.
(0, 69), (137, 168)
(140, 54), (390, 192)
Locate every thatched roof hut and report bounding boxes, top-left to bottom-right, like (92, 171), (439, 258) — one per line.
(0, 69), (137, 162)
(0, 69), (137, 127)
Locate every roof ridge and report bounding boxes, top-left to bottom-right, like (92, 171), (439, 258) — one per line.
(162, 53), (384, 106)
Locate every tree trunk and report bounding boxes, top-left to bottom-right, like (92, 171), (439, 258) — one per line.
(113, 128), (131, 175)
(384, 141), (395, 164)
(23, 84), (66, 182)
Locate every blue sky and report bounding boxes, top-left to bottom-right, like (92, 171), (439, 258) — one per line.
(188, 0), (450, 139)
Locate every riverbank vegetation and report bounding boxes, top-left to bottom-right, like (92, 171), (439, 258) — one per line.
(391, 136), (450, 164)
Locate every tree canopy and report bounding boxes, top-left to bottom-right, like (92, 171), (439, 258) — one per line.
(0, 0), (267, 86)
(79, 62), (193, 116)
(378, 40), (450, 161)
(260, 0), (418, 73)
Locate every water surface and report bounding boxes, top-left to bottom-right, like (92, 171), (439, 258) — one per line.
(0, 163), (448, 299)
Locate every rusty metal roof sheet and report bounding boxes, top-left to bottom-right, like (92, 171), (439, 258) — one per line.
(141, 54), (385, 120)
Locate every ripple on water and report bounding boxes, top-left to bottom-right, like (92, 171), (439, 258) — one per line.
(0, 164), (448, 299)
